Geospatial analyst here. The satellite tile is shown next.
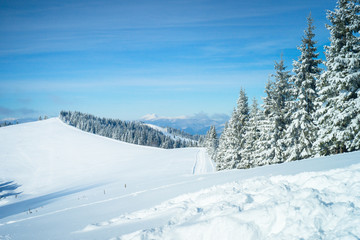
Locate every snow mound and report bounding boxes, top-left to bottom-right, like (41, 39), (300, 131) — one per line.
(116, 163), (360, 240)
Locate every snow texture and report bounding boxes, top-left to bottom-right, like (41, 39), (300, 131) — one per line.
(0, 118), (360, 239)
(118, 164), (360, 240)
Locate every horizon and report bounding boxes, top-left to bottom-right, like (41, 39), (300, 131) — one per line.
(0, 0), (337, 121)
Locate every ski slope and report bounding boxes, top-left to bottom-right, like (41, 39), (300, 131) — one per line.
(192, 148), (215, 174)
(0, 118), (360, 239)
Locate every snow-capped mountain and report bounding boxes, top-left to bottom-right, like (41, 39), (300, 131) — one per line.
(140, 112), (229, 135)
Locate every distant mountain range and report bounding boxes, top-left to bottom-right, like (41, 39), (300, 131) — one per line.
(140, 113), (229, 135)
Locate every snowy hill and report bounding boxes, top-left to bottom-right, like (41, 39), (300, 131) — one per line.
(1, 118), (360, 239)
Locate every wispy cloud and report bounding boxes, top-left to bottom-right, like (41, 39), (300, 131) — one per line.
(1, 69), (270, 93)
(0, 0), (325, 31)
(0, 0), (334, 56)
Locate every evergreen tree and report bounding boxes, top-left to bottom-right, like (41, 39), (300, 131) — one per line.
(235, 88), (250, 168)
(241, 98), (262, 168)
(316, 0), (360, 155)
(59, 111), (197, 149)
(261, 58), (292, 164)
(205, 125), (218, 159)
(215, 121), (229, 170)
(252, 109), (267, 166)
(258, 79), (277, 165)
(217, 108), (241, 169)
(216, 89), (249, 170)
(284, 14), (322, 161)
(274, 57), (293, 162)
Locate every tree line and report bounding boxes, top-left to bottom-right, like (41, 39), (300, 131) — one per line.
(204, 0), (360, 170)
(60, 111), (198, 149)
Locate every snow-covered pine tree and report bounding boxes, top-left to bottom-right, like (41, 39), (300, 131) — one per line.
(215, 121), (228, 170)
(257, 79), (276, 165)
(205, 125), (218, 160)
(235, 88), (250, 168)
(217, 108), (241, 169)
(261, 58), (292, 164)
(242, 98), (262, 168)
(284, 14), (322, 161)
(316, 0), (360, 155)
(252, 108), (267, 166)
(274, 57), (293, 162)
(216, 89), (249, 170)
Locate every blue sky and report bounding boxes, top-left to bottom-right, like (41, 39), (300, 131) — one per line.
(0, 0), (337, 120)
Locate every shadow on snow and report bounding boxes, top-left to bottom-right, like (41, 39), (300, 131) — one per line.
(0, 181), (22, 200)
(0, 183), (102, 219)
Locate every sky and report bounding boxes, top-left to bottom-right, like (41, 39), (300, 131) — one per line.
(0, 0), (337, 121)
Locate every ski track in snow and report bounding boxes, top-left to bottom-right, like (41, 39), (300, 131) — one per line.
(0, 149), (215, 228)
(192, 148), (215, 175)
(0, 179), (197, 228)
(86, 164), (360, 240)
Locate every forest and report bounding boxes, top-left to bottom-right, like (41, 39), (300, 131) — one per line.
(204, 1), (360, 170)
(60, 111), (200, 149)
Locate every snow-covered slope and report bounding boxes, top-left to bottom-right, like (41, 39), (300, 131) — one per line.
(0, 118), (201, 198)
(0, 118), (359, 239)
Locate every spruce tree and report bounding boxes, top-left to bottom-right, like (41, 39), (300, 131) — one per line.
(215, 121), (229, 170)
(263, 58), (292, 164)
(216, 88), (249, 170)
(216, 109), (240, 169)
(242, 98), (262, 168)
(258, 79), (277, 165)
(284, 14), (322, 161)
(235, 88), (250, 168)
(316, 0), (360, 155)
(205, 125), (218, 159)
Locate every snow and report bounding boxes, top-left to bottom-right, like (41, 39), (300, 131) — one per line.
(192, 148), (215, 174)
(144, 123), (195, 142)
(140, 113), (159, 121)
(118, 164), (360, 239)
(1, 118), (360, 239)
(0, 118), (196, 197)
(144, 123), (168, 133)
